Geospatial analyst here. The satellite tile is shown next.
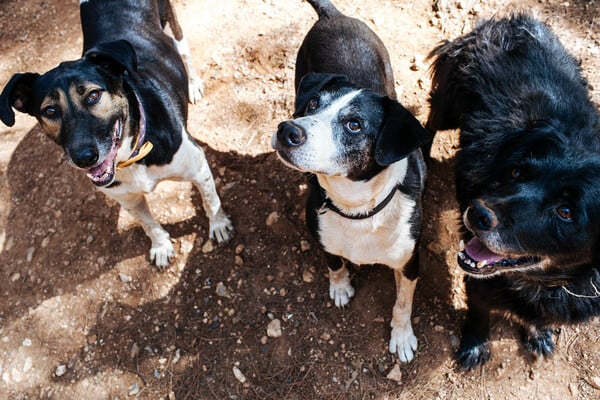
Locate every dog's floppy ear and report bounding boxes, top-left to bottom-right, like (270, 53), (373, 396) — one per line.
(294, 72), (351, 117)
(0, 72), (40, 127)
(375, 97), (433, 166)
(85, 40), (138, 78)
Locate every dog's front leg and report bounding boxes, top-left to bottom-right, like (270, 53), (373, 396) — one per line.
(521, 325), (555, 359)
(456, 278), (492, 370)
(111, 191), (175, 268)
(187, 143), (233, 243)
(327, 255), (355, 307)
(389, 268), (418, 363)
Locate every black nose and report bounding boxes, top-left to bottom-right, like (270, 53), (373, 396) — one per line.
(467, 200), (498, 231)
(71, 146), (99, 168)
(277, 122), (306, 147)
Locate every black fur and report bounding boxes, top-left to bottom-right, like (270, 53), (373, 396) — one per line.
(427, 14), (600, 370)
(296, 0), (396, 99)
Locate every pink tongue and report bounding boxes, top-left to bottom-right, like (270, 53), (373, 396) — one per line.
(88, 157), (112, 178)
(464, 237), (504, 263)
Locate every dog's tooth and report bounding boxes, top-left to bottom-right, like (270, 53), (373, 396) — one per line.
(459, 240), (465, 251)
(458, 252), (465, 260)
(476, 260), (487, 269)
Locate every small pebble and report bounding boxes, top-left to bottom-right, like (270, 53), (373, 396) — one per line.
(202, 240), (214, 253)
(130, 343), (140, 359)
(386, 364), (402, 383)
(216, 282), (232, 299)
(26, 247), (35, 262)
(267, 319), (282, 338)
(55, 365), (67, 377)
(302, 270), (315, 283)
(235, 255), (244, 266)
(87, 334), (97, 345)
(128, 383), (140, 396)
(266, 211), (279, 226)
(233, 366), (247, 383)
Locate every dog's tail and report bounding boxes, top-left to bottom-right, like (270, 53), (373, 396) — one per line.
(306, 0), (342, 19)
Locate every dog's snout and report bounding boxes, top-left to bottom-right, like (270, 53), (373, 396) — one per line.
(467, 200), (498, 231)
(277, 122), (306, 147)
(71, 146), (99, 168)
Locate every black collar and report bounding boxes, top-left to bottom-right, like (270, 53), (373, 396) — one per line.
(318, 183), (404, 220)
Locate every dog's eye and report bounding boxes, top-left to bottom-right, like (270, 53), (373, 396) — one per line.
(86, 90), (101, 105)
(43, 106), (58, 118)
(307, 97), (319, 110)
(346, 120), (361, 133)
(511, 167), (523, 180)
(556, 205), (573, 221)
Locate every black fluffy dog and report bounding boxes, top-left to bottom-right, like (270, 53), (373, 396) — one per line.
(427, 14), (600, 370)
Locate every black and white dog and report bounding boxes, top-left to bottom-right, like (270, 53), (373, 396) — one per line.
(272, 0), (431, 362)
(0, 0), (233, 268)
(427, 14), (600, 369)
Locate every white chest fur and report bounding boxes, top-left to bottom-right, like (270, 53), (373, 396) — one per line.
(316, 159), (417, 270)
(317, 191), (416, 269)
(99, 131), (201, 197)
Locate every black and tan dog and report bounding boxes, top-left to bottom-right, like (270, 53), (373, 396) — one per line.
(0, 0), (232, 268)
(427, 14), (600, 369)
(273, 0), (431, 362)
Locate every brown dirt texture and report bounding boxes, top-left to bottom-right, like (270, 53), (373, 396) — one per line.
(0, 0), (599, 399)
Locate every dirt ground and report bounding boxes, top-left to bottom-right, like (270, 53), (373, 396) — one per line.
(0, 0), (599, 399)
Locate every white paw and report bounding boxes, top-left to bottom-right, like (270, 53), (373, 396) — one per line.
(389, 326), (418, 363)
(149, 240), (176, 269)
(329, 278), (355, 308)
(188, 76), (204, 104)
(209, 213), (233, 243)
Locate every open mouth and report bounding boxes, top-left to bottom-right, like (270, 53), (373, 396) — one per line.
(86, 118), (122, 186)
(457, 237), (540, 275)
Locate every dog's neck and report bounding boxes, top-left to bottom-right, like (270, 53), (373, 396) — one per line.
(117, 91), (153, 169)
(316, 158), (408, 216)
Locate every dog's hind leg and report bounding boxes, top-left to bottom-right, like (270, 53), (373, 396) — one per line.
(111, 191), (175, 269)
(389, 267), (418, 363)
(158, 0), (204, 103)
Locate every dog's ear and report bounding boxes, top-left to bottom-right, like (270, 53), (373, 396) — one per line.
(375, 97), (433, 166)
(0, 72), (40, 127)
(85, 40), (138, 78)
(294, 72), (351, 117)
